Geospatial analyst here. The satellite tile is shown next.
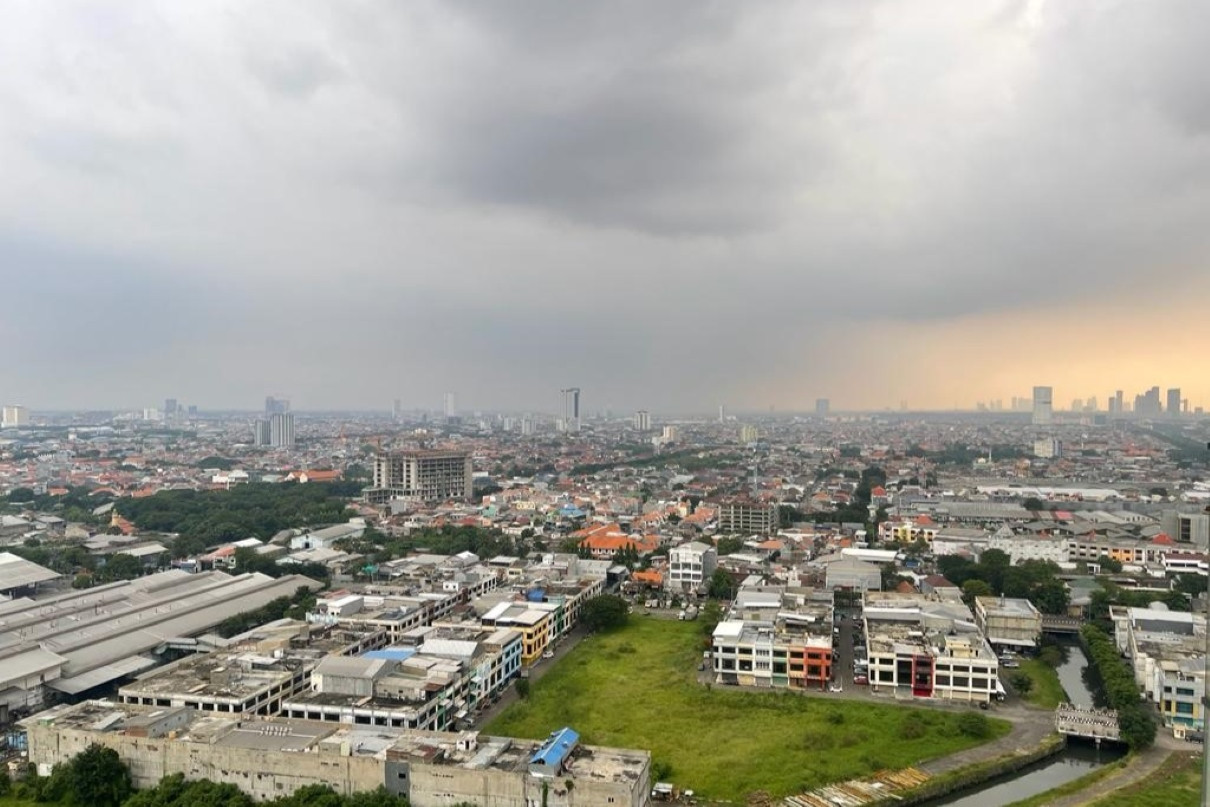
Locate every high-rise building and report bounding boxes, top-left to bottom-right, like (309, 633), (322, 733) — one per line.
(269, 413), (295, 448)
(443, 392), (457, 421)
(253, 419), (271, 446)
(561, 388), (581, 432)
(740, 424), (759, 443)
(718, 405), (726, 423)
(520, 418), (534, 436)
(164, 398), (178, 418)
(1, 405), (29, 428)
(1031, 386), (1053, 425)
(1167, 388), (1182, 418)
(633, 410), (651, 431)
(815, 398), (830, 416)
(265, 396), (289, 416)
(392, 399), (402, 421)
(366, 449), (473, 505)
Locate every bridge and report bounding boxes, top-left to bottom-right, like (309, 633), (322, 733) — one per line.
(1055, 704), (1120, 742)
(1041, 615), (1083, 635)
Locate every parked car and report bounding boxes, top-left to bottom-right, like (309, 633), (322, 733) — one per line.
(829, 683), (843, 693)
(542, 650), (555, 659)
(854, 674), (869, 685)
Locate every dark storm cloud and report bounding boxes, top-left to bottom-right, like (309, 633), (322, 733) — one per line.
(3, 0), (1210, 410)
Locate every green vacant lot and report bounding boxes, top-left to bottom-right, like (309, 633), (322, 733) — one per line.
(1091, 752), (1201, 807)
(487, 618), (1011, 800)
(1016, 658), (1066, 709)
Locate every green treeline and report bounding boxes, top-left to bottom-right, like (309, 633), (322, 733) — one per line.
(116, 483), (359, 545)
(1080, 624), (1157, 750)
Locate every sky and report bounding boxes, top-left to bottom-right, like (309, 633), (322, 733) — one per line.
(3, 0), (1210, 414)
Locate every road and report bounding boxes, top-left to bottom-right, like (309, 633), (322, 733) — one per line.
(471, 624), (589, 729)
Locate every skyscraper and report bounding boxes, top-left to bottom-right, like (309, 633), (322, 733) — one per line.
(1032, 386), (1053, 425)
(253, 419), (271, 446)
(269, 412), (295, 448)
(561, 388), (581, 432)
(718, 405), (726, 423)
(164, 398), (178, 418)
(1, 405), (29, 428)
(1167, 388), (1182, 418)
(443, 392), (457, 421)
(392, 399), (402, 421)
(633, 410), (651, 431)
(815, 398), (830, 416)
(265, 396), (289, 416)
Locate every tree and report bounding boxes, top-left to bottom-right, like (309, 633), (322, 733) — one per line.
(515, 678), (531, 700)
(45, 744), (132, 807)
(6, 487), (35, 503)
(1022, 497), (1045, 511)
(714, 536), (745, 556)
(580, 594), (629, 632)
(1096, 555), (1123, 573)
(1010, 672), (1033, 694)
(1030, 579), (1071, 615)
(100, 553), (143, 582)
(707, 569), (733, 600)
(961, 579), (993, 605)
(1175, 574), (1206, 597)
(699, 600), (722, 636)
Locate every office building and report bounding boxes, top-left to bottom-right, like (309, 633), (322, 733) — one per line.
(739, 424), (759, 443)
(253, 419), (271, 446)
(561, 387), (580, 432)
(1031, 386), (1052, 426)
(519, 418), (534, 436)
(1, 405), (29, 428)
(815, 398), (830, 416)
(163, 398), (178, 418)
(392, 399), (402, 421)
(270, 412), (295, 448)
(367, 449), (473, 505)
(633, 410), (651, 431)
(1167, 388), (1182, 418)
(443, 392), (456, 421)
(1033, 437), (1062, 459)
(718, 404), (726, 423)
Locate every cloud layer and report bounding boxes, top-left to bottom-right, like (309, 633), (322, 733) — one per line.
(2, 0), (1209, 412)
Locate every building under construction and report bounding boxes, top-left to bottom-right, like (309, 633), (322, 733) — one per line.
(365, 449), (473, 506)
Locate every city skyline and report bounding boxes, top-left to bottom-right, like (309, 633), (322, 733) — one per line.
(3, 3), (1210, 411)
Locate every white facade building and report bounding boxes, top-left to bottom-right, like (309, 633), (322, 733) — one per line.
(666, 541), (717, 592)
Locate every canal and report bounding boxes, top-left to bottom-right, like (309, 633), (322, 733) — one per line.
(927, 643), (1127, 806)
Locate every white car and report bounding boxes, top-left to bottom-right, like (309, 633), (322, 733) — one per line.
(542, 650), (555, 659)
(829, 684), (843, 693)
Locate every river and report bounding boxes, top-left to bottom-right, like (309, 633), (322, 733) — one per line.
(927, 643), (1127, 806)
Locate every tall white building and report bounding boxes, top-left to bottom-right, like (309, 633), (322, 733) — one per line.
(269, 412), (295, 448)
(1, 405), (29, 428)
(443, 392), (457, 420)
(667, 541), (718, 593)
(633, 410), (651, 431)
(1032, 386), (1053, 426)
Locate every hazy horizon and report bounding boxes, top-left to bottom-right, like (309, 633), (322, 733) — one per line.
(4, 2), (1210, 412)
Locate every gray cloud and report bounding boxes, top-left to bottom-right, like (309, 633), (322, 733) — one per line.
(1, 1), (1210, 410)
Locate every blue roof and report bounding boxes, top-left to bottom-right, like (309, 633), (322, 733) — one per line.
(362, 648), (416, 662)
(529, 727), (579, 768)
(526, 588), (546, 602)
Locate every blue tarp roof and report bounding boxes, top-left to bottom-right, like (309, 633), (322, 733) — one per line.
(362, 648), (417, 662)
(529, 727), (579, 768)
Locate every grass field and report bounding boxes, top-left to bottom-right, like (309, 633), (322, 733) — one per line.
(1090, 752), (1201, 807)
(486, 618), (1012, 801)
(1016, 658), (1066, 709)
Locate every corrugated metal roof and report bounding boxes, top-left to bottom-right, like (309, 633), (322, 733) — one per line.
(0, 552), (60, 590)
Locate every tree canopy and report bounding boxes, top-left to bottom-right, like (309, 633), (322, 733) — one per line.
(580, 594), (629, 632)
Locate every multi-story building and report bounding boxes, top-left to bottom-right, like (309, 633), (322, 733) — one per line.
(23, 702), (651, 807)
(863, 592), (1001, 703)
(666, 540), (717, 592)
(1111, 605), (1207, 737)
(1, 405), (29, 428)
(712, 620), (833, 690)
(988, 527), (1067, 565)
(118, 621), (388, 716)
(1167, 388), (1182, 417)
(478, 601), (556, 664)
(1032, 386), (1053, 426)
(366, 449), (473, 505)
(1174, 512), (1210, 547)
(633, 410), (651, 431)
(253, 418), (271, 446)
(974, 596), (1042, 650)
(269, 412), (295, 448)
(716, 498), (779, 535)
